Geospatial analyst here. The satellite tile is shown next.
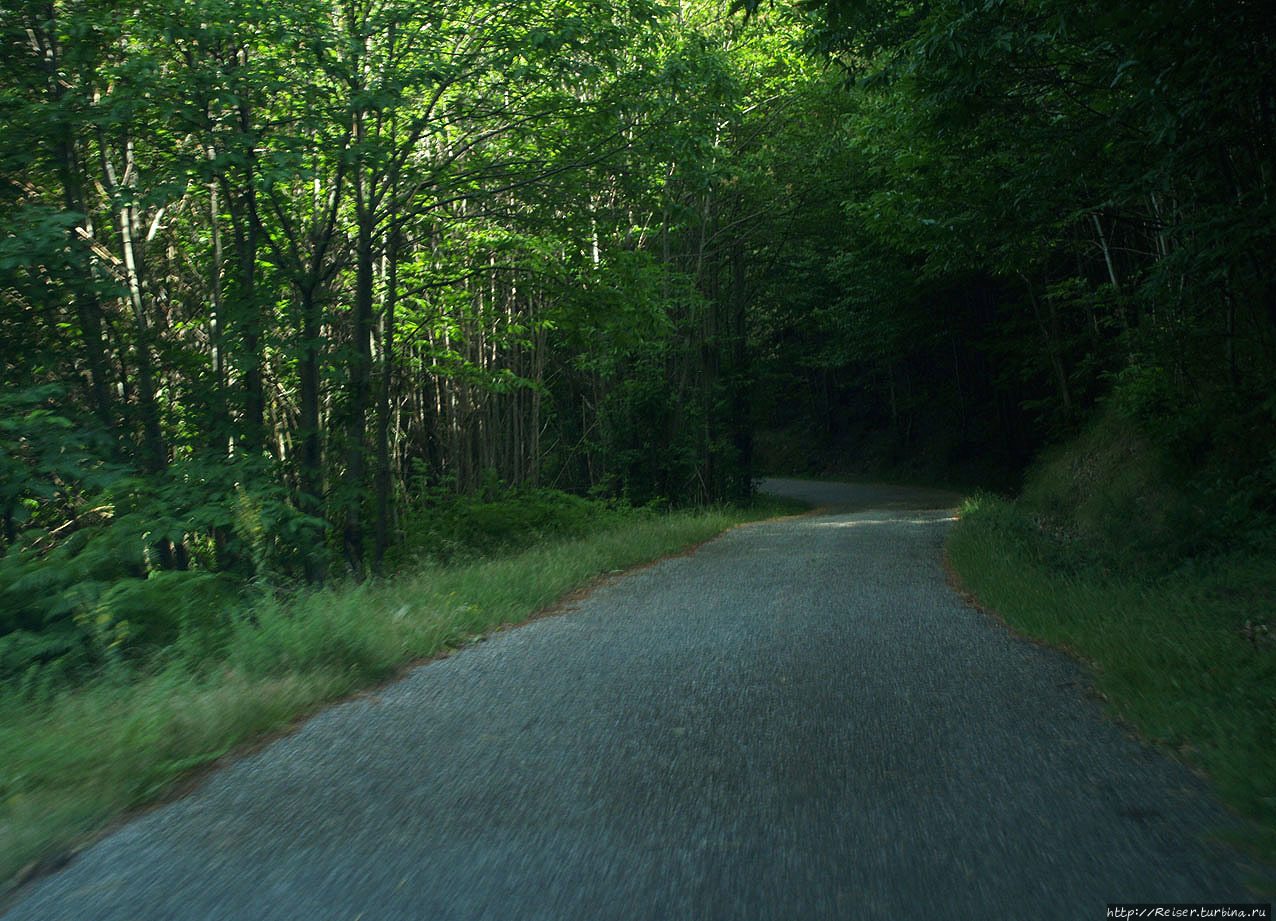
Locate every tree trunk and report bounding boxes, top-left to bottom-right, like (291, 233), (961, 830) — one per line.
(226, 178), (265, 453)
(373, 226), (400, 573)
(48, 73), (114, 429)
(102, 137), (167, 474)
(343, 177), (375, 576)
(727, 239), (753, 500)
(297, 284), (325, 582)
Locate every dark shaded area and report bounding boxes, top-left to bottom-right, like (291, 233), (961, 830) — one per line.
(753, 272), (1041, 490)
(745, 0), (1276, 530)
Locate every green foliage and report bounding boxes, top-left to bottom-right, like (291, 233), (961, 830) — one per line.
(3, 0), (825, 612)
(595, 348), (711, 505)
(0, 440), (325, 689)
(225, 586), (400, 681)
(1016, 406), (1198, 570)
(0, 524), (245, 688)
(6, 0), (1268, 878)
(1012, 365), (1276, 574)
(389, 485), (611, 566)
(0, 386), (121, 537)
(96, 570), (240, 651)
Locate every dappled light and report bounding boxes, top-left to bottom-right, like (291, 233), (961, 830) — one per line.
(807, 515), (959, 528)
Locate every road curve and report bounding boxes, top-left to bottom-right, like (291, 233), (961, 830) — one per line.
(3, 479), (1256, 920)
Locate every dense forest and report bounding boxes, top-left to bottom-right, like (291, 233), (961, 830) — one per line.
(3, 0), (1274, 684)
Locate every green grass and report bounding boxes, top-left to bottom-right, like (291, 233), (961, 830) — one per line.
(948, 493), (1276, 877)
(0, 494), (806, 892)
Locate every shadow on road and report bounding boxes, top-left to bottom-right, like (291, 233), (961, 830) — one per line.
(758, 477), (962, 513)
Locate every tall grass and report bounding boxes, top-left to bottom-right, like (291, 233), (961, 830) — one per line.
(948, 493), (1276, 875)
(0, 496), (804, 891)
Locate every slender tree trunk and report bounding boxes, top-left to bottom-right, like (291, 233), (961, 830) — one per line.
(53, 127), (114, 426)
(33, 14), (115, 429)
(343, 178), (375, 576)
(232, 86), (267, 452)
(101, 134), (185, 569)
(208, 162), (229, 454)
(373, 225), (400, 573)
(102, 138), (167, 474)
(298, 284), (325, 582)
(1091, 211), (1133, 358)
(727, 239), (752, 500)
(226, 181), (265, 453)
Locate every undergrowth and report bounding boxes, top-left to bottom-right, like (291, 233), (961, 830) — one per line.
(0, 491), (806, 892)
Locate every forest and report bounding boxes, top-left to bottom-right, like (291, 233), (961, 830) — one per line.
(2, 0), (1275, 874)
(4, 0), (1276, 665)
(5, 0), (1276, 673)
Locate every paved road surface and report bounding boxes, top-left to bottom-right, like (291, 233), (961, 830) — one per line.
(4, 479), (1258, 920)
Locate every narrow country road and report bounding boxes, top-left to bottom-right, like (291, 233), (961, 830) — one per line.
(4, 480), (1255, 920)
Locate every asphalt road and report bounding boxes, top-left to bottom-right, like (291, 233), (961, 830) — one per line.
(3, 479), (1258, 920)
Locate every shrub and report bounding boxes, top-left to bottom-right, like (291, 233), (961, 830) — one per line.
(390, 485), (609, 565)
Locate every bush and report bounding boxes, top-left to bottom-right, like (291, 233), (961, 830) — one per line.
(389, 485), (610, 566)
(0, 522), (242, 688)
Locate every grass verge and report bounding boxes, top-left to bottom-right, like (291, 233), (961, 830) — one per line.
(947, 493), (1276, 879)
(0, 494), (806, 894)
